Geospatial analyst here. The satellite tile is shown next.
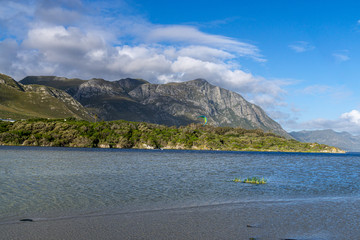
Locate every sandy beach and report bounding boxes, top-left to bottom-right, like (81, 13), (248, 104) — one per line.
(2, 198), (360, 240)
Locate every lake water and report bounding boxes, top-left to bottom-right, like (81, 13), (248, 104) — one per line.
(1, 146), (360, 222)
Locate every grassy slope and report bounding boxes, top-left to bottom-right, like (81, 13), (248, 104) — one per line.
(0, 80), (93, 121)
(0, 118), (345, 153)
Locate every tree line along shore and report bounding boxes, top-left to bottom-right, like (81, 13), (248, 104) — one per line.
(0, 118), (345, 153)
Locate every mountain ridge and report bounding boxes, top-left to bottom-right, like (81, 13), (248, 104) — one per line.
(290, 129), (360, 152)
(0, 73), (94, 121)
(19, 75), (291, 138)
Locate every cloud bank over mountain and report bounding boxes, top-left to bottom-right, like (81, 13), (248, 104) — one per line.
(2, 0), (360, 135)
(0, 0), (286, 114)
(287, 110), (360, 135)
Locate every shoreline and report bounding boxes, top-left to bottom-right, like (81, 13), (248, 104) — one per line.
(0, 119), (346, 153)
(2, 198), (360, 240)
(0, 143), (346, 154)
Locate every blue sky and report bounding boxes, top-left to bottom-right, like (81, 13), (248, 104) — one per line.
(1, 0), (360, 134)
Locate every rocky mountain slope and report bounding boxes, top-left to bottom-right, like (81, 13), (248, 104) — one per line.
(21, 76), (291, 138)
(0, 74), (93, 121)
(290, 129), (360, 152)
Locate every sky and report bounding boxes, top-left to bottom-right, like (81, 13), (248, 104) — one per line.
(1, 0), (360, 134)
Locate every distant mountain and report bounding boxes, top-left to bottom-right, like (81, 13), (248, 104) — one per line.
(290, 129), (360, 152)
(21, 76), (291, 138)
(0, 74), (93, 121)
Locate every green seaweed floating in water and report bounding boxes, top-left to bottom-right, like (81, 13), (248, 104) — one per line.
(232, 177), (267, 184)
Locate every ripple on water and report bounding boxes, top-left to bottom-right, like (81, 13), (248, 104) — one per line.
(1, 147), (360, 220)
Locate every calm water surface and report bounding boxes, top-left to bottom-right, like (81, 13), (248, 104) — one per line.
(1, 146), (360, 221)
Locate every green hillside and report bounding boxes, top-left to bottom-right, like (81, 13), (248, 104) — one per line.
(0, 118), (345, 153)
(0, 74), (94, 121)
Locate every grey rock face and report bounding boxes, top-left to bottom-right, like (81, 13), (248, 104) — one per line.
(73, 79), (126, 100)
(128, 79), (290, 138)
(22, 85), (87, 114)
(20, 75), (290, 138)
(115, 78), (149, 92)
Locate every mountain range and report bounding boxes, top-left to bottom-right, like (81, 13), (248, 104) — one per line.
(19, 75), (291, 138)
(4, 72), (360, 150)
(290, 129), (360, 152)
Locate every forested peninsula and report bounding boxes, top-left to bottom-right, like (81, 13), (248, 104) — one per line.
(0, 118), (345, 153)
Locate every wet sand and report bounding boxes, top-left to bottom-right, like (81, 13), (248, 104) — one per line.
(1, 198), (360, 240)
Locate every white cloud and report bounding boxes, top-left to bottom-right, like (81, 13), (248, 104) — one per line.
(24, 26), (106, 60)
(0, 1), (34, 40)
(301, 85), (332, 95)
(0, 0), (288, 114)
(177, 46), (234, 62)
(289, 41), (314, 53)
(145, 25), (265, 62)
(0, 39), (18, 71)
(107, 45), (173, 78)
(288, 110), (360, 135)
(333, 51), (350, 62)
(341, 110), (360, 125)
(0, 1), (33, 19)
(299, 84), (352, 100)
(35, 6), (82, 25)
